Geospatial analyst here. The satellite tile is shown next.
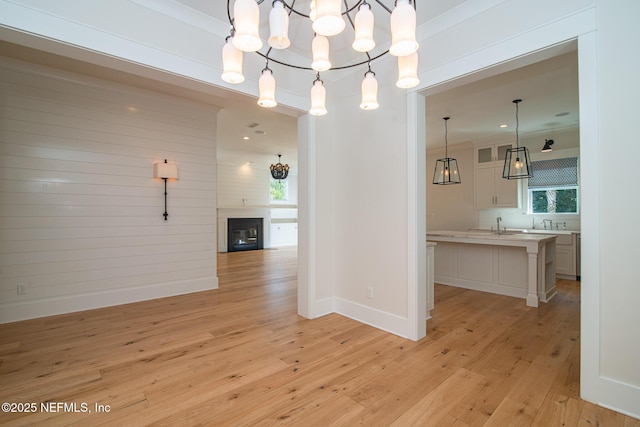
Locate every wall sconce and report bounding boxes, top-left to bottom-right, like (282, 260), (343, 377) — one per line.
(153, 159), (178, 220)
(541, 139), (554, 152)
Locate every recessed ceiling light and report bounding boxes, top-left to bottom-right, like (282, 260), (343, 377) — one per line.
(500, 124), (508, 128)
(555, 112), (570, 117)
(255, 130), (265, 135)
(243, 136), (250, 140)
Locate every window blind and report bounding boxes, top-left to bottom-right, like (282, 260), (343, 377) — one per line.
(528, 157), (578, 188)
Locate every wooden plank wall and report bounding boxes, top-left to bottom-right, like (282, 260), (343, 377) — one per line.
(0, 57), (219, 322)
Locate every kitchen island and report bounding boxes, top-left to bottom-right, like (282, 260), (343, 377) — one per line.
(426, 230), (557, 307)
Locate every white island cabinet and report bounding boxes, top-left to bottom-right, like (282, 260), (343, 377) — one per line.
(426, 242), (436, 319)
(426, 231), (557, 307)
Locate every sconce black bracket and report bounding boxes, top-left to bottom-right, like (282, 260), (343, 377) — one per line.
(163, 177), (169, 220)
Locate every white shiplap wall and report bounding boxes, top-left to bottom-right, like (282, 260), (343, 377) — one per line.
(216, 162), (270, 208)
(0, 58), (219, 323)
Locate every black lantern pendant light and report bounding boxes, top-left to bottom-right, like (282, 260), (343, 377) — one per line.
(270, 154), (289, 180)
(433, 117), (461, 185)
(503, 99), (533, 179)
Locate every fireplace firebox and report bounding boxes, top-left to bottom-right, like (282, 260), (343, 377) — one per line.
(227, 218), (263, 252)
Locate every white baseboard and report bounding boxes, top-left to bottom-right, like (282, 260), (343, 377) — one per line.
(0, 276), (219, 324)
(584, 376), (640, 422)
(310, 297), (335, 318)
(334, 297), (411, 339)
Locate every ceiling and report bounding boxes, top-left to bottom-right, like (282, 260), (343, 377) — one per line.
(0, 1), (580, 172)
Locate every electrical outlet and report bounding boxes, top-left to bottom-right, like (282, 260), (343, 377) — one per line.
(367, 287), (373, 299)
(17, 283), (27, 295)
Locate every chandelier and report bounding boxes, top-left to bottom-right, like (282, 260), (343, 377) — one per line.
(222, 0), (420, 116)
(270, 154), (290, 180)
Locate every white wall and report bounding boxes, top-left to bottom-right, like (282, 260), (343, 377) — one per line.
(310, 61), (414, 336)
(216, 163), (270, 208)
(426, 143), (477, 231)
(0, 58), (219, 322)
(216, 162), (298, 208)
(584, 0), (640, 414)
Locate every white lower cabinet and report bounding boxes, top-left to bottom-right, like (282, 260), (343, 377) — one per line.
(426, 243), (435, 318)
(555, 233), (578, 279)
(270, 223), (298, 247)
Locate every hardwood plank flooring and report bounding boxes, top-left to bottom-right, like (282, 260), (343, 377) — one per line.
(0, 246), (638, 426)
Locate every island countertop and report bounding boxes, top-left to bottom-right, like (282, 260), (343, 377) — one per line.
(427, 230), (557, 307)
(427, 230), (556, 249)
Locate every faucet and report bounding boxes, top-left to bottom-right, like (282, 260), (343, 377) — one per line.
(496, 216), (503, 234)
(543, 219), (553, 230)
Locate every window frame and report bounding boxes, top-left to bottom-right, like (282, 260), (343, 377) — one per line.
(527, 185), (580, 214)
(524, 152), (580, 215)
(269, 178), (289, 203)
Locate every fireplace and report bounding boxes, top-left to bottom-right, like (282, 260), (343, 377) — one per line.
(227, 218), (264, 252)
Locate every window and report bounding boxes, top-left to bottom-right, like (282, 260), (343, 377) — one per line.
(528, 157), (579, 214)
(270, 179), (288, 202)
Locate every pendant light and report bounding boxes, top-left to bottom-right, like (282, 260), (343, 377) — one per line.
(503, 99), (533, 179)
(268, 0), (291, 49)
(257, 65), (277, 108)
(390, 0), (419, 57)
(221, 36), (244, 84)
(313, 0), (345, 36)
(433, 117), (461, 185)
(311, 35), (331, 72)
(396, 51), (419, 88)
(232, 0), (262, 52)
(270, 154), (290, 180)
(360, 67), (379, 110)
(309, 74), (327, 116)
(352, 2), (375, 52)
(309, 0), (317, 22)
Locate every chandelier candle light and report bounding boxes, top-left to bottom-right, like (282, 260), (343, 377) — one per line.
(222, 0), (420, 115)
(432, 117), (461, 185)
(503, 99), (533, 179)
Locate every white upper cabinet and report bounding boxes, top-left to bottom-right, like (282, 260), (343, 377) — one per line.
(474, 143), (518, 209)
(475, 143), (514, 167)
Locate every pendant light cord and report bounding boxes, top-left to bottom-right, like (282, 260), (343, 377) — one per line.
(516, 101), (519, 148)
(443, 117), (450, 158)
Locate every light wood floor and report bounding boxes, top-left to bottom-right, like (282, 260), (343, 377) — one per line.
(1, 246), (638, 426)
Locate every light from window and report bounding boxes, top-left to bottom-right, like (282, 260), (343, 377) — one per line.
(270, 179), (288, 201)
(528, 157), (578, 214)
(530, 187), (578, 213)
